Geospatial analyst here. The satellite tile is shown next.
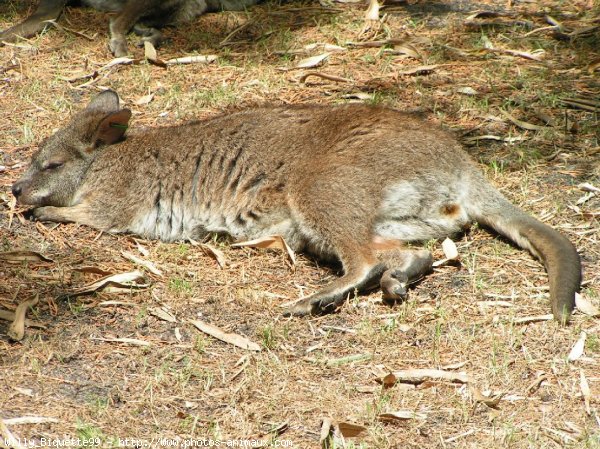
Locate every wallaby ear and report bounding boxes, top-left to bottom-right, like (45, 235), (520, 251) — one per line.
(87, 90), (120, 113)
(94, 109), (132, 146)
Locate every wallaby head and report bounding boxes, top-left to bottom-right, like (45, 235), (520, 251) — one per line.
(12, 91), (131, 207)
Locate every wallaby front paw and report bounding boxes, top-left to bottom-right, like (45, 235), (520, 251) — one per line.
(284, 296), (338, 317)
(109, 38), (129, 57)
(31, 206), (54, 222)
(381, 269), (409, 305)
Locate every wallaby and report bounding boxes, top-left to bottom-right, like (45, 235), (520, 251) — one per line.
(0, 0), (260, 57)
(12, 90), (582, 323)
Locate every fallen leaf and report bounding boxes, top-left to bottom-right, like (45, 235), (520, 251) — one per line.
(568, 331), (586, 362)
(144, 41), (167, 67)
(499, 109), (550, 131)
(442, 361), (468, 370)
(91, 336), (151, 347)
(121, 251), (163, 276)
(99, 57), (138, 71)
(397, 65), (438, 76)
(378, 410), (427, 422)
(441, 237), (459, 260)
(189, 319), (261, 351)
(325, 353), (372, 366)
(3, 416), (59, 425)
(513, 314), (553, 324)
(68, 270), (148, 296)
(189, 240), (227, 268)
(575, 293), (600, 317)
(381, 368), (472, 385)
(7, 295), (39, 341)
(471, 386), (505, 408)
(456, 86), (478, 96)
(0, 251), (53, 263)
(294, 53), (330, 69)
(149, 307), (177, 323)
(338, 422), (367, 438)
(134, 93), (155, 105)
(232, 235), (295, 266)
(166, 55), (218, 65)
(580, 369), (591, 415)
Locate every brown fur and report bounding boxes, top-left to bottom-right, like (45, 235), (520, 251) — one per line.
(12, 90), (582, 322)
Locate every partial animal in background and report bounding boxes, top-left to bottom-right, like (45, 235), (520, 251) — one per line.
(12, 90), (582, 322)
(0, 0), (261, 56)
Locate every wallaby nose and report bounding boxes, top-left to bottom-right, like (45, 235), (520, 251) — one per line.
(11, 182), (22, 198)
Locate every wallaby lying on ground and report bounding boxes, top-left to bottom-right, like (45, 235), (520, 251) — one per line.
(12, 90), (582, 322)
(0, 0), (260, 57)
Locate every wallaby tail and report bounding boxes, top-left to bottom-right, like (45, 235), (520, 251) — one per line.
(470, 193), (581, 324)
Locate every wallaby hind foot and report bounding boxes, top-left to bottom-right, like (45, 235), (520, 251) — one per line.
(379, 249), (433, 304)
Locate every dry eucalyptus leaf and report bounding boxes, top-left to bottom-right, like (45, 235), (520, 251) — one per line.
(190, 319), (261, 351)
(100, 57), (138, 71)
(294, 53), (330, 69)
(456, 86), (478, 96)
(232, 235), (295, 266)
(166, 55), (218, 65)
(69, 270), (147, 296)
(189, 240), (227, 268)
(0, 251), (53, 263)
(575, 293), (600, 317)
(144, 41), (166, 67)
(92, 336), (151, 347)
(121, 251), (163, 276)
(8, 295), (39, 341)
(397, 65), (438, 76)
(378, 410), (427, 422)
(149, 307), (177, 323)
(580, 369), (591, 415)
(337, 422), (367, 438)
(513, 314), (553, 324)
(381, 368), (472, 385)
(499, 109), (550, 131)
(471, 387), (505, 408)
(568, 331), (586, 362)
(134, 93), (155, 105)
(441, 237), (459, 260)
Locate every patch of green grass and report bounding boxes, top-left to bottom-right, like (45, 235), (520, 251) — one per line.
(261, 324), (277, 350)
(76, 419), (104, 441)
(168, 278), (192, 294)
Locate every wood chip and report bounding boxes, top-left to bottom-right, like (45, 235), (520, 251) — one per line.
(91, 337), (152, 347)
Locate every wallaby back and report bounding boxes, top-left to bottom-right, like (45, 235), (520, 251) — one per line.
(12, 90), (582, 321)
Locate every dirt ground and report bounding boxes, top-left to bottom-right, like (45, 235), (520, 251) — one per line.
(1, 0), (599, 447)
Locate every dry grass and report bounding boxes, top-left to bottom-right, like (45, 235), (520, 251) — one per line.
(1, 0), (599, 447)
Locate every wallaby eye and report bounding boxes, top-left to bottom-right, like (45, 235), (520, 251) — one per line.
(43, 161), (64, 170)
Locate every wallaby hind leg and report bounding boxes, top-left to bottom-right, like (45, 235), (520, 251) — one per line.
(378, 249), (433, 304)
(0, 0), (67, 42)
(109, 0), (162, 56)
